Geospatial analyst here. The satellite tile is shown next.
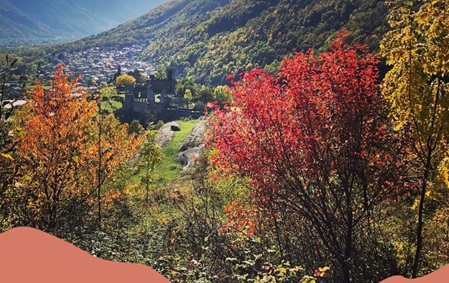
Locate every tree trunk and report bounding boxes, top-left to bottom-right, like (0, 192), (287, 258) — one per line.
(412, 161), (431, 278)
(342, 212), (353, 282)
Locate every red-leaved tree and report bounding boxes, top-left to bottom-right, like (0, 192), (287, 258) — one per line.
(209, 36), (408, 282)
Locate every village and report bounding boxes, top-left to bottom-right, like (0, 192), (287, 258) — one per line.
(40, 44), (155, 87)
(1, 44), (158, 111)
(2, 44), (208, 125)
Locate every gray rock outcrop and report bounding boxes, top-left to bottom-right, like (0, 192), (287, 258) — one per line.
(156, 121), (180, 147)
(176, 119), (207, 171)
(178, 120), (206, 152)
(176, 144), (205, 171)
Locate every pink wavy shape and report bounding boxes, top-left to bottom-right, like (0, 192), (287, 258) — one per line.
(0, 227), (170, 283)
(381, 265), (449, 283)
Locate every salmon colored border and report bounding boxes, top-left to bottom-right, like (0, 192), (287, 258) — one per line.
(380, 265), (449, 283)
(1, 226), (447, 282)
(0, 227), (170, 282)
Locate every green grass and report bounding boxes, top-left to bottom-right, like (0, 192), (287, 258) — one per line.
(155, 119), (198, 181)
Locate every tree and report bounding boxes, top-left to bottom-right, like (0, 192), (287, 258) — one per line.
(116, 74), (136, 87)
(89, 113), (143, 227)
(176, 77), (198, 98)
(209, 36), (406, 282)
(212, 85), (232, 106)
(184, 89), (193, 104)
(138, 130), (163, 203)
(380, 0), (449, 277)
(195, 85), (214, 103)
(10, 65), (143, 232)
(97, 84), (121, 114)
(11, 65), (96, 230)
(128, 119), (144, 136)
(90, 82), (145, 227)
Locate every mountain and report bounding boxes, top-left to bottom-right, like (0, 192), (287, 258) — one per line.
(0, 0), (168, 45)
(44, 0), (388, 86)
(71, 0), (389, 85)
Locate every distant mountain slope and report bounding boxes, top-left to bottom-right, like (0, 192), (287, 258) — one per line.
(0, 1), (50, 39)
(0, 0), (168, 45)
(67, 0), (389, 85)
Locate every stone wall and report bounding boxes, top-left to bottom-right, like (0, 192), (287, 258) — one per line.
(131, 100), (150, 113)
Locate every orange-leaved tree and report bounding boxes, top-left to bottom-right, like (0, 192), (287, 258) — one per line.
(87, 113), (144, 226)
(209, 36), (409, 283)
(10, 65), (143, 232)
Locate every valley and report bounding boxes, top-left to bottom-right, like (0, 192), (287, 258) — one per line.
(1, 0), (449, 282)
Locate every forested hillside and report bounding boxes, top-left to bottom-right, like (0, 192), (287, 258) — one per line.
(75, 0), (388, 84)
(2, 0), (449, 282)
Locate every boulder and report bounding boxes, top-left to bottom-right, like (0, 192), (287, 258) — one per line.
(176, 144), (205, 171)
(176, 119), (207, 171)
(155, 121), (180, 147)
(178, 120), (206, 152)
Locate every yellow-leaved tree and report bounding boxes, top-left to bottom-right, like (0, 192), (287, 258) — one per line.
(380, 0), (449, 277)
(116, 74), (136, 87)
(137, 130), (163, 203)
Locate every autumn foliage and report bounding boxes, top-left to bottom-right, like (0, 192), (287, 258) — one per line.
(380, 0), (449, 277)
(1, 1), (448, 280)
(116, 74), (136, 87)
(8, 65), (143, 231)
(209, 36), (407, 282)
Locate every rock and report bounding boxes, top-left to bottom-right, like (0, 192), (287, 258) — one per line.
(176, 119), (207, 171)
(178, 120), (206, 152)
(176, 144), (205, 171)
(155, 121), (180, 147)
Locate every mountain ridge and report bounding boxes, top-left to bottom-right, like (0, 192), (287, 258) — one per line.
(0, 0), (168, 45)
(66, 0), (388, 85)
